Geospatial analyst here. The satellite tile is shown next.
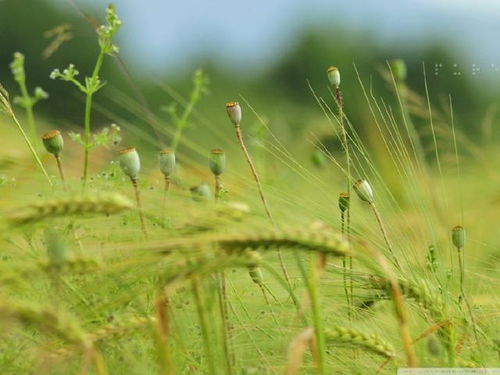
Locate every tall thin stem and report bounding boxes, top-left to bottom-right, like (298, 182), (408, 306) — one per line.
(130, 177), (147, 237)
(55, 155), (66, 187)
(369, 202), (402, 271)
(82, 51), (105, 189)
(215, 175), (223, 200)
(340, 211), (351, 321)
(153, 291), (175, 375)
(17, 78), (37, 146)
(1, 96), (52, 186)
(307, 260), (325, 374)
(367, 245), (416, 367)
(234, 123), (293, 292)
(192, 278), (217, 375)
(457, 246), (483, 363)
(162, 175), (171, 222)
(335, 88), (353, 318)
(217, 272), (233, 374)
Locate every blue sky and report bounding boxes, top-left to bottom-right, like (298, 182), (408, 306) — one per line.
(50, 0), (500, 77)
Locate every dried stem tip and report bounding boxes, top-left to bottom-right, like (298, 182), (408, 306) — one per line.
(451, 225), (465, 249)
(209, 148), (226, 176)
(119, 147), (140, 179)
(42, 130), (64, 156)
(353, 179), (374, 203)
(159, 148), (176, 177)
(338, 192), (350, 212)
(389, 59), (407, 82)
(225, 101), (241, 125)
(327, 66), (341, 88)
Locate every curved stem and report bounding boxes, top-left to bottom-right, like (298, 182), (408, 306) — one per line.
(234, 124), (293, 294)
(370, 202), (402, 271)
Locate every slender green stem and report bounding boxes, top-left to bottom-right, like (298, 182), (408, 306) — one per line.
(234, 123), (294, 295)
(217, 272), (233, 375)
(5, 104), (52, 186)
(215, 175), (223, 200)
(154, 292), (175, 375)
(162, 176), (171, 223)
(340, 212), (351, 320)
(307, 260), (325, 374)
(55, 155), (66, 188)
(191, 278), (217, 375)
(82, 51), (105, 188)
(457, 247), (483, 363)
(369, 202), (402, 271)
(130, 177), (148, 237)
(335, 88), (353, 320)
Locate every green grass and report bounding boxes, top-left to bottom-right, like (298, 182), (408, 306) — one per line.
(0, 11), (499, 373)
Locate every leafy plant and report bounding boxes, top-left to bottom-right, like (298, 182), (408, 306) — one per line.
(50, 5), (122, 188)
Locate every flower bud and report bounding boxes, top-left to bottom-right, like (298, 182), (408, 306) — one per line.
(119, 147), (140, 179)
(451, 225), (465, 249)
(226, 101), (242, 125)
(209, 148), (226, 176)
(190, 183), (212, 201)
(338, 192), (350, 212)
(42, 130), (64, 156)
(327, 66), (341, 88)
(389, 59), (407, 82)
(159, 148), (176, 177)
(353, 179), (374, 203)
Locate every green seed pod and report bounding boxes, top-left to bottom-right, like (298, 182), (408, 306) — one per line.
(42, 130), (64, 156)
(118, 147), (140, 179)
(159, 148), (176, 177)
(311, 149), (326, 168)
(248, 266), (264, 284)
(389, 59), (407, 82)
(338, 192), (350, 212)
(190, 183), (212, 201)
(452, 225), (465, 249)
(327, 66), (341, 88)
(226, 101), (241, 125)
(353, 179), (374, 203)
(209, 149), (226, 176)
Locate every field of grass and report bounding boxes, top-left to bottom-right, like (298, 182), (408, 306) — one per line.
(1, 6), (499, 375)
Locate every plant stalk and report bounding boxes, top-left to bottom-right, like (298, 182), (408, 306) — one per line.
(192, 278), (217, 375)
(233, 123), (293, 294)
(130, 177), (148, 237)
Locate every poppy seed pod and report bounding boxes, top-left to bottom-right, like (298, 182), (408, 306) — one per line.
(209, 149), (226, 176)
(353, 179), (374, 203)
(327, 66), (341, 88)
(338, 192), (350, 212)
(159, 149), (176, 177)
(389, 59), (407, 82)
(190, 183), (212, 201)
(226, 101), (242, 125)
(42, 130), (64, 156)
(452, 225), (465, 249)
(119, 147), (140, 179)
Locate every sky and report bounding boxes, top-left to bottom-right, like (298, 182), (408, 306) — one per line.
(49, 0), (500, 77)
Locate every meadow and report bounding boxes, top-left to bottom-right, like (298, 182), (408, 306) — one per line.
(0, 5), (499, 374)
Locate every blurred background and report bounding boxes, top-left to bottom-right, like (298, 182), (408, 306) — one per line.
(1, 0), (499, 158)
